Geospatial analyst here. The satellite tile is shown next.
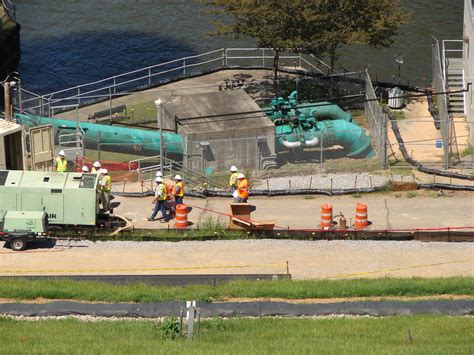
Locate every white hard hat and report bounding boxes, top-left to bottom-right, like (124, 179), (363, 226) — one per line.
(58, 150), (65, 156)
(93, 161), (101, 168)
(230, 165), (237, 172)
(238, 173), (245, 179)
(101, 168), (108, 174)
(81, 166), (89, 173)
(155, 176), (163, 182)
(156, 171), (163, 177)
(174, 174), (182, 180)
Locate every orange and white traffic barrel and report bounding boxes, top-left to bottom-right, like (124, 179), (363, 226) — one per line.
(354, 203), (368, 229)
(320, 203), (333, 229)
(175, 204), (188, 229)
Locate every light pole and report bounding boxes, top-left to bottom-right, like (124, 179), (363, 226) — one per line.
(154, 99), (164, 175)
(395, 55), (404, 86)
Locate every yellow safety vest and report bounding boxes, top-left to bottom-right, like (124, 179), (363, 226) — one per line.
(173, 181), (184, 197)
(156, 183), (167, 201)
(100, 175), (111, 192)
(91, 167), (98, 174)
(55, 157), (68, 172)
(229, 172), (239, 187)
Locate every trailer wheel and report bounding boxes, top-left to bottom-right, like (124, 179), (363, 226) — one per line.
(10, 237), (27, 251)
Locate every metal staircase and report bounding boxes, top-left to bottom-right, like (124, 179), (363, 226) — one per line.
(442, 40), (465, 116)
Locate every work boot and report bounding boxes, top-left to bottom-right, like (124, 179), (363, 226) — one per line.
(147, 217), (154, 221)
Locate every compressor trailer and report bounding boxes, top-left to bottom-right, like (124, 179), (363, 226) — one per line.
(0, 211), (49, 251)
(0, 170), (124, 250)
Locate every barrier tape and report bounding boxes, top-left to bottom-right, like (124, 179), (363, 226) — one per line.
(0, 262), (288, 275)
(328, 259), (473, 279)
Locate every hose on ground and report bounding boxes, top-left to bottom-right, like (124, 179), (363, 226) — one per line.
(385, 108), (473, 181)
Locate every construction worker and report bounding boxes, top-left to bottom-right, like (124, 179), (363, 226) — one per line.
(55, 150), (68, 172)
(148, 176), (169, 222)
(81, 166), (89, 173)
(229, 165), (239, 202)
(173, 175), (184, 206)
(237, 173), (249, 203)
(99, 169), (112, 211)
(91, 161), (101, 174)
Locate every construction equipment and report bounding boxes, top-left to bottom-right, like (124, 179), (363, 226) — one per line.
(0, 211), (49, 251)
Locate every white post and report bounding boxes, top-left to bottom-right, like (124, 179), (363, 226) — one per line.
(155, 99), (164, 175)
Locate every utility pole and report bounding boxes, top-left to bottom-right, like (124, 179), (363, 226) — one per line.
(3, 82), (12, 121)
(154, 99), (164, 175)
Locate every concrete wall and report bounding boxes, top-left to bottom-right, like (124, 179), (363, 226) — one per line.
(464, 0), (474, 146)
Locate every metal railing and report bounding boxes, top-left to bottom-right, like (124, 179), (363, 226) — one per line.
(364, 70), (389, 168)
(432, 38), (452, 168)
(129, 155), (227, 190)
(1, 0), (15, 20)
(18, 48), (331, 116)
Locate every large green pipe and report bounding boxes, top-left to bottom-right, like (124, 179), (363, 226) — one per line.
(16, 114), (184, 158)
(276, 119), (375, 158)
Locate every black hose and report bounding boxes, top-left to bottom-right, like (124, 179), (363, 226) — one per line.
(386, 108), (473, 181)
(426, 91), (441, 130)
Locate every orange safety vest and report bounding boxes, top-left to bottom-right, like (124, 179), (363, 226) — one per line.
(55, 157), (68, 172)
(238, 179), (249, 199)
(173, 181), (184, 197)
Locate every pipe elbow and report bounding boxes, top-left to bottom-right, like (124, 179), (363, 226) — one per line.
(304, 137), (319, 147)
(282, 140), (302, 148)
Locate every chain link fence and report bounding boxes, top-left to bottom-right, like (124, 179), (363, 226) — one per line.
(432, 38), (452, 169)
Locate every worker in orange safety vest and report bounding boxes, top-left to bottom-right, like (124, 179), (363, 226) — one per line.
(237, 173), (249, 203)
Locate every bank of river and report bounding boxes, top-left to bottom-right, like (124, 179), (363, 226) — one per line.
(15, 0), (463, 93)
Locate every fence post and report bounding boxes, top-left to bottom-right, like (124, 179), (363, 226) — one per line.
(148, 67), (152, 86)
(299, 52), (302, 68)
(262, 48), (265, 67)
(113, 76), (117, 95)
(77, 87), (80, 106)
(183, 58), (186, 76)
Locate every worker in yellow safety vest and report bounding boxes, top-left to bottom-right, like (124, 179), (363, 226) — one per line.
(173, 175), (185, 206)
(55, 150), (68, 172)
(148, 176), (169, 222)
(99, 169), (112, 211)
(91, 161), (101, 174)
(229, 165), (239, 202)
(237, 173), (249, 203)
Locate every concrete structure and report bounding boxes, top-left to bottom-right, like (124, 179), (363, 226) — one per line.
(0, 170), (99, 225)
(0, 119), (25, 170)
(162, 90), (277, 172)
(463, 0), (474, 146)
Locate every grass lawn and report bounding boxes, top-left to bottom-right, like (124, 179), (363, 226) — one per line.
(0, 316), (472, 354)
(0, 277), (472, 303)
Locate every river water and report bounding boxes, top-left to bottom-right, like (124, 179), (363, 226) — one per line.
(15, 0), (464, 94)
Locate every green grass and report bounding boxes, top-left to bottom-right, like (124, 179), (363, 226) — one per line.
(0, 316), (472, 354)
(0, 277), (472, 303)
(460, 146), (474, 157)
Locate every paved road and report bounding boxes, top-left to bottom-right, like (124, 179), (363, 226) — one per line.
(113, 193), (474, 230)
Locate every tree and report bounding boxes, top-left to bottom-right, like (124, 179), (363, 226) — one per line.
(197, 0), (407, 91)
(197, 0), (325, 94)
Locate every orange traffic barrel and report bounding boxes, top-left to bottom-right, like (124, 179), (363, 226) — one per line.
(320, 203), (333, 229)
(175, 204), (188, 229)
(355, 203), (368, 229)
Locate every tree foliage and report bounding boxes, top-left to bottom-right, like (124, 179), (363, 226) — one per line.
(198, 0), (407, 91)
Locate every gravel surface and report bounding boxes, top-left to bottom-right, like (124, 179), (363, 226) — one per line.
(254, 173), (392, 190)
(2, 240), (472, 279)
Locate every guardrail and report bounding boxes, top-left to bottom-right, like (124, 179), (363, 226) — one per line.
(1, 0), (15, 20)
(18, 48), (331, 116)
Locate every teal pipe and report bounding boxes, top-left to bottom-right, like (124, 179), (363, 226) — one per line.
(16, 114), (184, 158)
(298, 102), (352, 122)
(276, 119), (375, 158)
